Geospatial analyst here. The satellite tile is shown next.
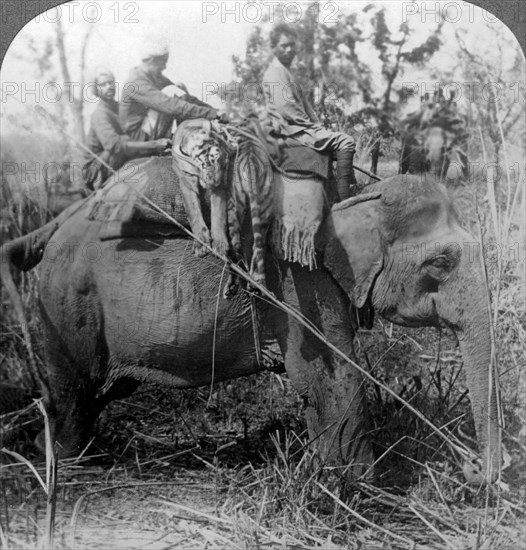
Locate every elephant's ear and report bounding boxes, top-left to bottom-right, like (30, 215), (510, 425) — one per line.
(320, 196), (383, 309)
(449, 181), (477, 230)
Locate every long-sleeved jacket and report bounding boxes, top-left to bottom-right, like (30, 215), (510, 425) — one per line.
(84, 99), (129, 164)
(119, 66), (217, 137)
(262, 57), (355, 155)
(262, 57), (321, 136)
(82, 98), (132, 189)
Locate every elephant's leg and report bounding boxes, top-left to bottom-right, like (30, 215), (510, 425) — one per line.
(97, 377), (141, 407)
(49, 372), (103, 457)
(35, 363), (103, 457)
(272, 262), (374, 479)
(36, 317), (107, 457)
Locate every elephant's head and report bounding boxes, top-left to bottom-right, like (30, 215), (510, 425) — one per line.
(424, 125), (448, 176)
(319, 174), (501, 481)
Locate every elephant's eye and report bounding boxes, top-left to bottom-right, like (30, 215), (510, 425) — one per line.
(430, 255), (450, 269)
(423, 254), (455, 282)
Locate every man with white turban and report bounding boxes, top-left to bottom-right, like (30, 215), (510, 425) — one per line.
(119, 43), (219, 141)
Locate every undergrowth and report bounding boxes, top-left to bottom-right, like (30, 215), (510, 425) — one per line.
(1, 317), (525, 548)
(0, 149), (524, 547)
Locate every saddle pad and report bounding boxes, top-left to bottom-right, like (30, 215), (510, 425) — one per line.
(87, 157), (209, 241)
(276, 138), (331, 181)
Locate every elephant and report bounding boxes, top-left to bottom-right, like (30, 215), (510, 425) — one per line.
(400, 125), (469, 181)
(0, 160), (501, 483)
(399, 97), (470, 182)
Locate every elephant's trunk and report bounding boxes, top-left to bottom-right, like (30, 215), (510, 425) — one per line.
(458, 321), (501, 481)
(437, 252), (501, 481)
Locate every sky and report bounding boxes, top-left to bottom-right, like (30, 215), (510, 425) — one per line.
(1, 1), (256, 107)
(0, 1), (523, 126)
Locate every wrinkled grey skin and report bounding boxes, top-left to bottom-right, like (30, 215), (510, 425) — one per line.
(0, 172), (500, 482)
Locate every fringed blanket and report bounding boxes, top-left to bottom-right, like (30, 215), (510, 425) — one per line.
(265, 137), (332, 269)
(270, 173), (331, 270)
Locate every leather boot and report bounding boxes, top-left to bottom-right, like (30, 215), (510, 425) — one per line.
(336, 149), (358, 201)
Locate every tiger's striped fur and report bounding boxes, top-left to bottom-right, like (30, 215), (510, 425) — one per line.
(226, 121), (274, 287)
(172, 118), (274, 291)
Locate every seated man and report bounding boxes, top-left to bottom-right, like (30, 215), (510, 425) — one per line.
(262, 23), (357, 200)
(400, 90), (469, 177)
(119, 43), (219, 141)
(83, 67), (170, 190)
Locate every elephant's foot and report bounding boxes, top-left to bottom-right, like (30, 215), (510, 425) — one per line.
(34, 429), (88, 459)
(312, 433), (375, 483)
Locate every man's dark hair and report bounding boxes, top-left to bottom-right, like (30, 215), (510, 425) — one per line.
(270, 23), (298, 48)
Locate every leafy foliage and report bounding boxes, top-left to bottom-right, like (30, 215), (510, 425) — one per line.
(229, 2), (444, 172)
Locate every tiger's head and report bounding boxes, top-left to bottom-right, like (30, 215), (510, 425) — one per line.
(175, 120), (230, 190)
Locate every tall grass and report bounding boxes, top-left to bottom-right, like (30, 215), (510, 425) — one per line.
(0, 122), (524, 548)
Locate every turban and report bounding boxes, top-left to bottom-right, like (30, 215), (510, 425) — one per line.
(141, 42), (170, 60)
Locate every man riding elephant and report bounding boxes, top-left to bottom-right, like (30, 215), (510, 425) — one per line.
(261, 23), (358, 200)
(400, 89), (469, 179)
(119, 42), (220, 141)
(82, 67), (170, 190)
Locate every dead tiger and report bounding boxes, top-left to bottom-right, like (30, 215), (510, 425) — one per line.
(171, 118), (273, 292)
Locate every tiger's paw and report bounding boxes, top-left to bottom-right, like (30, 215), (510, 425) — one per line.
(212, 238), (229, 257)
(193, 241), (210, 257)
(223, 275), (239, 299)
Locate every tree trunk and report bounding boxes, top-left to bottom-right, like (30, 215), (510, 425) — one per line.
(55, 19), (85, 144)
(370, 140), (380, 174)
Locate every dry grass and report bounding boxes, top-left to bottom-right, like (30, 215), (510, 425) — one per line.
(0, 138), (525, 547)
(1, 352), (525, 549)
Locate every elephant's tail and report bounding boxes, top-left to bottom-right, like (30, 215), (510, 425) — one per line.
(0, 198), (88, 390)
(0, 230), (42, 386)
